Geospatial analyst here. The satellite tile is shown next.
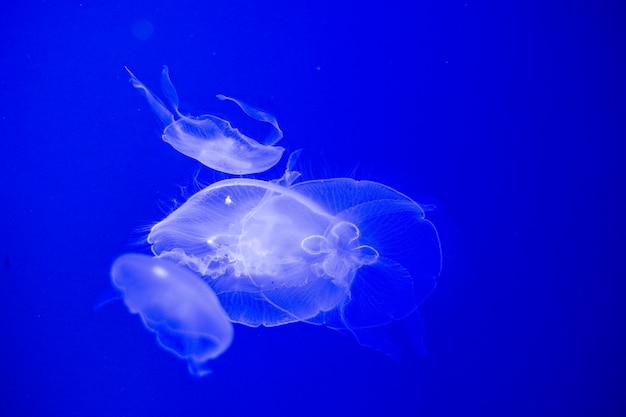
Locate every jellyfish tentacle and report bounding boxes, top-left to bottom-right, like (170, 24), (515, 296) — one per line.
(216, 94), (283, 145)
(160, 65), (183, 118)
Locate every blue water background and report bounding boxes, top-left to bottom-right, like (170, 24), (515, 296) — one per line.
(1, 1), (624, 416)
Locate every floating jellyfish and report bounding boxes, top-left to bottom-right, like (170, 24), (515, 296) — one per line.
(145, 176), (441, 359)
(113, 67), (441, 374)
(125, 66), (284, 175)
(111, 253), (233, 376)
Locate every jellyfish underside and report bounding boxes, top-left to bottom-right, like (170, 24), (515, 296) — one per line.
(114, 67), (441, 374)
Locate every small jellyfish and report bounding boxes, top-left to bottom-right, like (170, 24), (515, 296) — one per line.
(146, 177), (441, 358)
(111, 253), (234, 376)
(125, 66), (284, 175)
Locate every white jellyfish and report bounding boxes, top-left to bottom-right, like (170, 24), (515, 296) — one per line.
(112, 67), (442, 375)
(125, 66), (284, 175)
(111, 253), (233, 376)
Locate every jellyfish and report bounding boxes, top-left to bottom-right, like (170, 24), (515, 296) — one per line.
(145, 176), (441, 358)
(111, 253), (233, 376)
(125, 66), (284, 175)
(114, 67), (441, 374)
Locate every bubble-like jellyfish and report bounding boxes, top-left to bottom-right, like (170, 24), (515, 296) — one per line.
(111, 253), (233, 376)
(125, 66), (284, 175)
(113, 67), (441, 374)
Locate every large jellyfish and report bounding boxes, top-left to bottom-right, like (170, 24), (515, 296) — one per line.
(126, 66), (284, 175)
(113, 67), (441, 374)
(148, 176), (441, 357)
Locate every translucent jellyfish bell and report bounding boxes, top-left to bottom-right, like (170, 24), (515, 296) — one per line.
(147, 177), (441, 358)
(125, 66), (284, 175)
(111, 253), (234, 376)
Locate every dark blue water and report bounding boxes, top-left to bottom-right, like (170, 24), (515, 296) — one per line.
(1, 1), (624, 416)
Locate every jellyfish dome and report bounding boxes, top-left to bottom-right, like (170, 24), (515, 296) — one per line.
(146, 176), (441, 357)
(111, 253), (233, 376)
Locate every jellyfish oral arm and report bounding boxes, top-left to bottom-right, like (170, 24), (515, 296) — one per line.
(160, 65), (182, 118)
(125, 66), (175, 126)
(216, 94), (283, 145)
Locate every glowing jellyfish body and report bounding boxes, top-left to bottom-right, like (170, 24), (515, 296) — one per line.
(125, 66), (284, 175)
(111, 253), (233, 376)
(113, 67), (442, 374)
(147, 177), (441, 357)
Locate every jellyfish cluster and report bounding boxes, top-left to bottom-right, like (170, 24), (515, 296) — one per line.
(112, 67), (442, 376)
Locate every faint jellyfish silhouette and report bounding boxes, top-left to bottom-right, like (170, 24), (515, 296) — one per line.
(131, 19), (154, 41)
(111, 253), (233, 376)
(125, 66), (284, 174)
